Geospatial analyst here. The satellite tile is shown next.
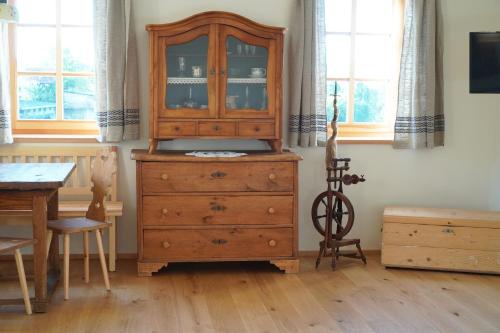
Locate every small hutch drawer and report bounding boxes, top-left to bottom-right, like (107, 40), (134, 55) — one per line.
(157, 121), (196, 137)
(198, 121), (236, 136)
(238, 122), (275, 137)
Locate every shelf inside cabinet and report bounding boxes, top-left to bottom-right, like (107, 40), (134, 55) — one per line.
(167, 77), (208, 84)
(227, 78), (267, 84)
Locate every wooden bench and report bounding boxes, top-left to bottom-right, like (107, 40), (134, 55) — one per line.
(382, 206), (500, 274)
(0, 146), (123, 271)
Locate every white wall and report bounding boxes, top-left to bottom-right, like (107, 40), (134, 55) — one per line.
(3, 0), (499, 254)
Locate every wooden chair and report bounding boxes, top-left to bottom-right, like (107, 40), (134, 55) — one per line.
(46, 149), (116, 300)
(0, 238), (36, 314)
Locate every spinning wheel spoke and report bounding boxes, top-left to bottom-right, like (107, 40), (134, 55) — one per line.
(320, 199), (327, 207)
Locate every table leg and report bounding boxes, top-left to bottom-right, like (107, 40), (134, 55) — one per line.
(32, 194), (48, 313)
(47, 191), (59, 273)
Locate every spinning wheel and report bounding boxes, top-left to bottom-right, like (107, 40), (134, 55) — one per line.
(311, 158), (367, 269)
(311, 190), (354, 239)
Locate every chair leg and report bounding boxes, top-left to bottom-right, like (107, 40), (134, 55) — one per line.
(46, 230), (53, 259)
(95, 229), (110, 291)
(83, 231), (90, 283)
(108, 217), (116, 272)
(63, 234), (70, 300)
(14, 249), (32, 315)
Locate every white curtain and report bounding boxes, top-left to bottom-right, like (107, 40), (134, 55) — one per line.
(94, 0), (140, 142)
(288, 0), (327, 147)
(0, 23), (13, 144)
(394, 0), (444, 149)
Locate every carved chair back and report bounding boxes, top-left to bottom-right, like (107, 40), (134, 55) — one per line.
(85, 148), (117, 223)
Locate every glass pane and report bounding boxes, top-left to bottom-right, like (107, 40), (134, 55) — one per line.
(62, 0), (93, 26)
(18, 76), (56, 120)
(17, 27), (56, 72)
(327, 81), (348, 122)
(354, 35), (391, 79)
(63, 77), (96, 120)
(63, 27), (94, 72)
(356, 0), (393, 33)
(325, 0), (352, 32)
(166, 35), (209, 109)
(17, 0), (56, 25)
(326, 34), (351, 78)
(226, 36), (269, 110)
(353, 81), (386, 123)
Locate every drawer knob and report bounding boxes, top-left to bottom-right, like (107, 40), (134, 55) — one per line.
(254, 126), (261, 132)
(268, 239), (277, 247)
(162, 241), (170, 249)
(212, 239), (227, 245)
(268, 173), (276, 181)
(161, 208), (168, 215)
(213, 125), (221, 131)
(161, 173), (169, 180)
(268, 207), (275, 214)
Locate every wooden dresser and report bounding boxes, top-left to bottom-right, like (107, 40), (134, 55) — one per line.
(132, 150), (302, 276)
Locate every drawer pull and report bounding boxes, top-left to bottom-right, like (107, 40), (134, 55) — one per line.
(211, 171), (227, 178)
(210, 204), (227, 212)
(162, 241), (171, 249)
(268, 239), (277, 247)
(212, 239), (227, 245)
(161, 173), (169, 180)
(254, 126), (261, 132)
(213, 125), (221, 131)
(161, 208), (168, 215)
(174, 126), (180, 131)
(442, 228), (455, 234)
(268, 207), (275, 214)
(268, 173), (276, 181)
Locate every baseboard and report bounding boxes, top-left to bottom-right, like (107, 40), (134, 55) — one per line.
(0, 253), (138, 262)
(299, 249), (381, 257)
(0, 251), (380, 262)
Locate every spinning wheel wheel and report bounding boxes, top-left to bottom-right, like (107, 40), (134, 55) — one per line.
(311, 190), (354, 239)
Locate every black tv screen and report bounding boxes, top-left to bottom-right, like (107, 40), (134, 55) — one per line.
(470, 32), (500, 93)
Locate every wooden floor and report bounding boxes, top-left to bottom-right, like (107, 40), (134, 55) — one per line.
(1, 254), (500, 333)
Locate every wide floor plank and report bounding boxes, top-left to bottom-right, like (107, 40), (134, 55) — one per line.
(1, 254), (500, 333)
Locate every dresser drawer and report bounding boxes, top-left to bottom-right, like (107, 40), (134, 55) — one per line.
(238, 122), (275, 137)
(198, 121), (236, 136)
(141, 162), (294, 193)
(143, 195), (293, 226)
(157, 121), (196, 137)
(143, 227), (293, 259)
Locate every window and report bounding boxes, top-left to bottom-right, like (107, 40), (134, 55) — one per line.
(9, 0), (98, 135)
(325, 0), (403, 139)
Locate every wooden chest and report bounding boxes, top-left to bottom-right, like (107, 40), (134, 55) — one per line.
(382, 206), (500, 274)
(131, 150), (302, 276)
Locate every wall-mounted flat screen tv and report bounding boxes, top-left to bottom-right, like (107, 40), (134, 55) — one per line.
(470, 32), (500, 93)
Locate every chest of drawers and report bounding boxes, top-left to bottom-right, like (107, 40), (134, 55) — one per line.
(131, 150), (302, 276)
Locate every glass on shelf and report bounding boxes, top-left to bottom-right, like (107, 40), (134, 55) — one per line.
(225, 36), (268, 110)
(165, 35), (209, 109)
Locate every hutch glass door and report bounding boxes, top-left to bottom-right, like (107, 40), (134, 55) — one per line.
(220, 26), (276, 118)
(160, 25), (216, 118)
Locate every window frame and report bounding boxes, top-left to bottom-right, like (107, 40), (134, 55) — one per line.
(8, 0), (98, 136)
(325, 0), (404, 140)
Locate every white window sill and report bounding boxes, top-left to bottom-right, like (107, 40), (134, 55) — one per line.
(13, 134), (100, 143)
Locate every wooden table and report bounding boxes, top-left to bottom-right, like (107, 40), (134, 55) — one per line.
(0, 163), (75, 312)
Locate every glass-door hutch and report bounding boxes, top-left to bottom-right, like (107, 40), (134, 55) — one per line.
(146, 12), (284, 152)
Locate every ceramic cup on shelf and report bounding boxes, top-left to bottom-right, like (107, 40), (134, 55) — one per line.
(192, 66), (202, 78)
(250, 67), (266, 78)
